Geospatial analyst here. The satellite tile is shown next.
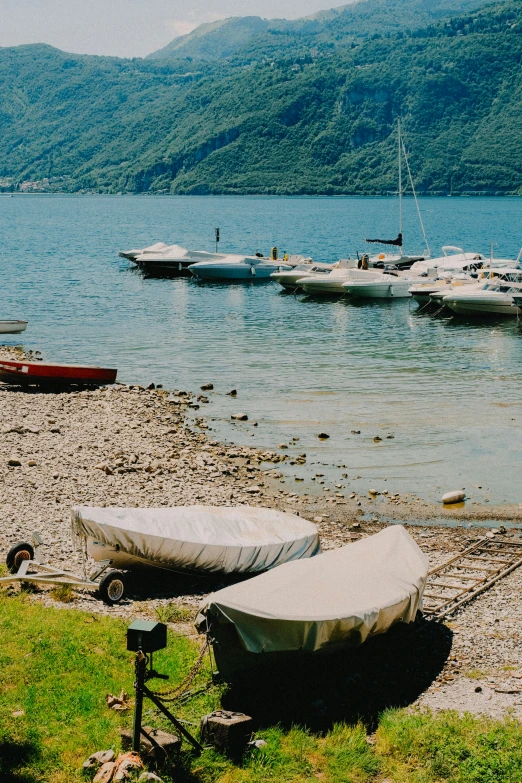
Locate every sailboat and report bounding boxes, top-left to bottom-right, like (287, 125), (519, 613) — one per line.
(361, 119), (431, 271)
(343, 121), (434, 299)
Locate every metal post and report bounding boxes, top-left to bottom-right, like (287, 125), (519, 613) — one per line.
(132, 651), (146, 753)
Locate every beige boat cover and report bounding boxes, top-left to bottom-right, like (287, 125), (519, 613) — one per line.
(71, 505), (320, 574)
(197, 525), (428, 652)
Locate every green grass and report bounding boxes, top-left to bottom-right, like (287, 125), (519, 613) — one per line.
(2, 594), (522, 783)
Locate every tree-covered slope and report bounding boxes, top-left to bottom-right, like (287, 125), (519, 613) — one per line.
(0, 0), (521, 195)
(146, 0), (496, 62)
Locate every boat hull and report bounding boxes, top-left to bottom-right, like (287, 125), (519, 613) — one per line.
(191, 263), (289, 280)
(0, 360), (117, 386)
(343, 281), (412, 299)
(0, 320), (28, 334)
(445, 297), (519, 316)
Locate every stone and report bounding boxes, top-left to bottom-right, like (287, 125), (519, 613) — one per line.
(369, 489), (379, 496)
(27, 460), (37, 467)
(227, 389), (238, 396)
(442, 490), (466, 504)
(8, 459), (21, 466)
(83, 750), (116, 770)
(278, 443), (288, 449)
(138, 774), (164, 782)
(93, 762), (117, 783)
(200, 710), (253, 755)
(317, 433), (329, 439)
(373, 436), (382, 443)
(200, 383), (214, 391)
(351, 430), (361, 434)
(121, 727), (181, 763)
(245, 486), (260, 493)
(231, 413), (248, 421)
(147, 383), (156, 390)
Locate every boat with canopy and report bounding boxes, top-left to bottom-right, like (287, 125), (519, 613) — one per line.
(197, 525), (428, 680)
(72, 505), (321, 575)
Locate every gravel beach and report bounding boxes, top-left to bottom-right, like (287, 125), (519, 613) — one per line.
(1, 345), (521, 720)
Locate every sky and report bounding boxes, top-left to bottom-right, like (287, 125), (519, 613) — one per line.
(0, 0), (347, 59)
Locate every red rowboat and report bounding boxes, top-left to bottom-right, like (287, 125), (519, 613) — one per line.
(0, 360), (117, 386)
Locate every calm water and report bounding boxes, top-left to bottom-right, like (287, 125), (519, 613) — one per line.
(2, 194), (522, 504)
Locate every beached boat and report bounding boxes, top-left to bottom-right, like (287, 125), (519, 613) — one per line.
(197, 525), (428, 680)
(0, 320), (28, 334)
(0, 360), (117, 386)
(72, 505), (320, 575)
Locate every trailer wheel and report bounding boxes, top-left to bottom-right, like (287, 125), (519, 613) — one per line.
(6, 542), (34, 573)
(99, 570), (126, 605)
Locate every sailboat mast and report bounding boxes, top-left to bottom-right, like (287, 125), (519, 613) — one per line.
(398, 118), (403, 240)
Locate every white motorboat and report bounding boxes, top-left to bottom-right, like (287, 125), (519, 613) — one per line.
(197, 525), (428, 680)
(271, 262), (332, 289)
(189, 255), (293, 281)
(409, 273), (475, 304)
(297, 261), (382, 295)
(119, 242), (171, 261)
(443, 275), (522, 316)
(133, 245), (230, 274)
(343, 271), (423, 299)
(0, 320), (28, 334)
(72, 505), (320, 575)
(429, 267), (522, 309)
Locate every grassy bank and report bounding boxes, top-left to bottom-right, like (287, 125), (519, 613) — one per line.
(1, 594), (522, 783)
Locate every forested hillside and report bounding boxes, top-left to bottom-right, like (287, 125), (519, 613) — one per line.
(0, 0), (521, 195)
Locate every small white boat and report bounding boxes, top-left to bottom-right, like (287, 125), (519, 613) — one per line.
(429, 267), (522, 309)
(343, 271), (419, 299)
(271, 262), (332, 289)
(297, 261), (381, 295)
(189, 255), (293, 281)
(134, 245), (229, 274)
(0, 320), (28, 334)
(443, 276), (522, 316)
(72, 505), (320, 575)
(197, 525), (428, 680)
(119, 242), (171, 261)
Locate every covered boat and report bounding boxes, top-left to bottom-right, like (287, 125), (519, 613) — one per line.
(197, 525), (428, 679)
(0, 359), (117, 386)
(72, 505), (320, 575)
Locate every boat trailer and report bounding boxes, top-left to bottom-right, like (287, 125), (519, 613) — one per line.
(0, 532), (127, 604)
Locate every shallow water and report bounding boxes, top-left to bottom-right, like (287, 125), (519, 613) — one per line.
(2, 194), (522, 504)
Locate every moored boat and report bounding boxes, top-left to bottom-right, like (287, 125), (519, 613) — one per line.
(270, 262), (332, 289)
(0, 359), (117, 386)
(443, 278), (522, 316)
(0, 320), (28, 334)
(189, 255), (293, 281)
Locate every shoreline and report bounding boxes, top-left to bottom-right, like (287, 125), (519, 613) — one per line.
(2, 344), (522, 719)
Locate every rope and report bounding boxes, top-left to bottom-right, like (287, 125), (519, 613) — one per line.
(401, 138), (431, 259)
(147, 639), (210, 703)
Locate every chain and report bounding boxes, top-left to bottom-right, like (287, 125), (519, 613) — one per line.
(146, 639), (209, 703)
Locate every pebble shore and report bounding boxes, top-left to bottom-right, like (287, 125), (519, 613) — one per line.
(1, 345), (521, 720)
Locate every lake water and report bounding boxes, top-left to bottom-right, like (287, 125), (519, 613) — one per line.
(2, 194), (522, 505)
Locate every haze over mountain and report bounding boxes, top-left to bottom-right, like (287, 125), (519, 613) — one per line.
(0, 0), (521, 196)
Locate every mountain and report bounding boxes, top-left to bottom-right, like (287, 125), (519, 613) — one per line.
(146, 0), (496, 61)
(147, 17), (271, 61)
(0, 0), (521, 196)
